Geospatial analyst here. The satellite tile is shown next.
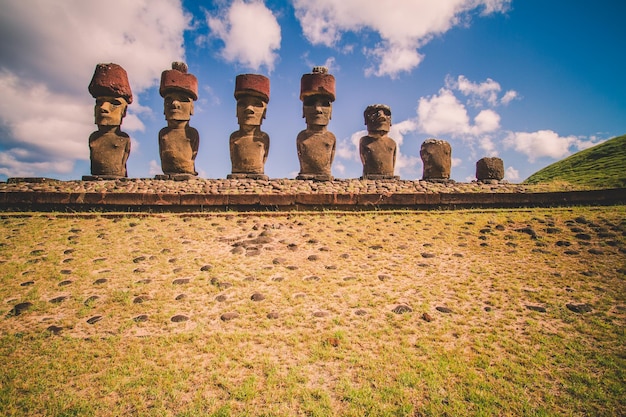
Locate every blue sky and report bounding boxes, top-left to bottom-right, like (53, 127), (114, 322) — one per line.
(1, 0), (624, 182)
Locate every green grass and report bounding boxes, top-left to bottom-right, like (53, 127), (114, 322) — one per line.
(524, 134), (626, 188)
(0, 208), (625, 416)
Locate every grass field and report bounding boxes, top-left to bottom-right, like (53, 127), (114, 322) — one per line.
(524, 134), (626, 188)
(1, 207), (625, 416)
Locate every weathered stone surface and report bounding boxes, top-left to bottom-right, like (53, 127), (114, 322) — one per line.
(421, 139), (451, 181)
(87, 63), (132, 178)
(476, 157), (505, 181)
(360, 104), (398, 179)
(229, 74), (270, 178)
(297, 67), (336, 181)
(158, 62), (199, 177)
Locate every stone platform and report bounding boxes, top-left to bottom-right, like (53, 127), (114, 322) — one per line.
(1, 177), (624, 211)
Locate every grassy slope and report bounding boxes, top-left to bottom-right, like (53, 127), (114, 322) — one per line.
(524, 134), (626, 188)
(1, 209), (625, 416)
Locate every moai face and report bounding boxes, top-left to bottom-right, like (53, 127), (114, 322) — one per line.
(94, 96), (128, 126)
(303, 95), (332, 127)
(164, 91), (194, 121)
(236, 95), (267, 126)
(365, 106), (391, 133)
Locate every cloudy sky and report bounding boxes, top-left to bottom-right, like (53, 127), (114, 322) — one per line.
(0, 0), (624, 182)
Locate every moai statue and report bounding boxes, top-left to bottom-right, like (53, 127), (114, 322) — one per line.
(296, 66), (336, 181)
(85, 63), (133, 180)
(228, 74), (270, 180)
(157, 62), (199, 180)
(420, 138), (452, 182)
(359, 104), (398, 180)
(476, 157), (505, 183)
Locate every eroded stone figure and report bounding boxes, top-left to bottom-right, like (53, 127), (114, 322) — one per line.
(85, 63), (133, 179)
(296, 66), (336, 181)
(228, 74), (270, 180)
(157, 62), (199, 179)
(420, 138), (452, 182)
(359, 104), (398, 180)
(476, 157), (504, 182)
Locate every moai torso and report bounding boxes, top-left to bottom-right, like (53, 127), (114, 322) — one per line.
(360, 135), (397, 177)
(89, 128), (130, 177)
(229, 128), (269, 174)
(297, 129), (336, 178)
(158, 126), (199, 175)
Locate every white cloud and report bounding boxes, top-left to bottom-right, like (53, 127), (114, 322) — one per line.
(505, 166), (520, 181)
(503, 130), (579, 163)
(207, 0), (281, 72)
(293, 0), (510, 77)
(446, 75), (518, 107)
(0, 0), (189, 178)
(417, 88), (471, 137)
(501, 90), (519, 105)
(149, 160), (162, 176)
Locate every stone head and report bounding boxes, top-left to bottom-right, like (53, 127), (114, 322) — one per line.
(302, 95), (332, 126)
(364, 104), (392, 133)
(94, 96), (128, 126)
(163, 91), (194, 121)
(300, 66), (335, 126)
(160, 62), (198, 122)
(234, 74), (270, 126)
(89, 63), (132, 126)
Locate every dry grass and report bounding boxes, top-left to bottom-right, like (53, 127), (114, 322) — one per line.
(1, 207), (625, 416)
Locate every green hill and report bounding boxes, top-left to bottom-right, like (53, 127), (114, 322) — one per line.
(524, 134), (626, 188)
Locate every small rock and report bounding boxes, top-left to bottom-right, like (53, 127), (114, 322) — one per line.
(220, 312), (239, 321)
(267, 312), (279, 319)
(87, 316), (102, 324)
(58, 280), (73, 286)
(133, 256), (146, 263)
(272, 257), (287, 264)
(171, 315), (189, 322)
(304, 275), (320, 281)
(588, 248), (604, 255)
(436, 306), (452, 314)
(50, 296), (67, 304)
(525, 305), (547, 313)
(93, 278), (108, 285)
(421, 252), (436, 258)
(251, 293), (265, 301)
(355, 309), (367, 316)
(20, 281), (35, 287)
(133, 296), (149, 304)
(172, 278), (190, 285)
(566, 303), (593, 314)
(564, 250), (580, 255)
(200, 265), (212, 271)
(8, 302), (32, 316)
(307, 255), (320, 261)
(84, 295), (99, 306)
(46, 325), (63, 335)
(392, 305), (412, 314)
(313, 311), (329, 317)
(175, 294), (187, 301)
(133, 315), (149, 322)
(574, 233), (592, 241)
(378, 274), (391, 281)
(422, 312), (433, 322)
(215, 295), (227, 302)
